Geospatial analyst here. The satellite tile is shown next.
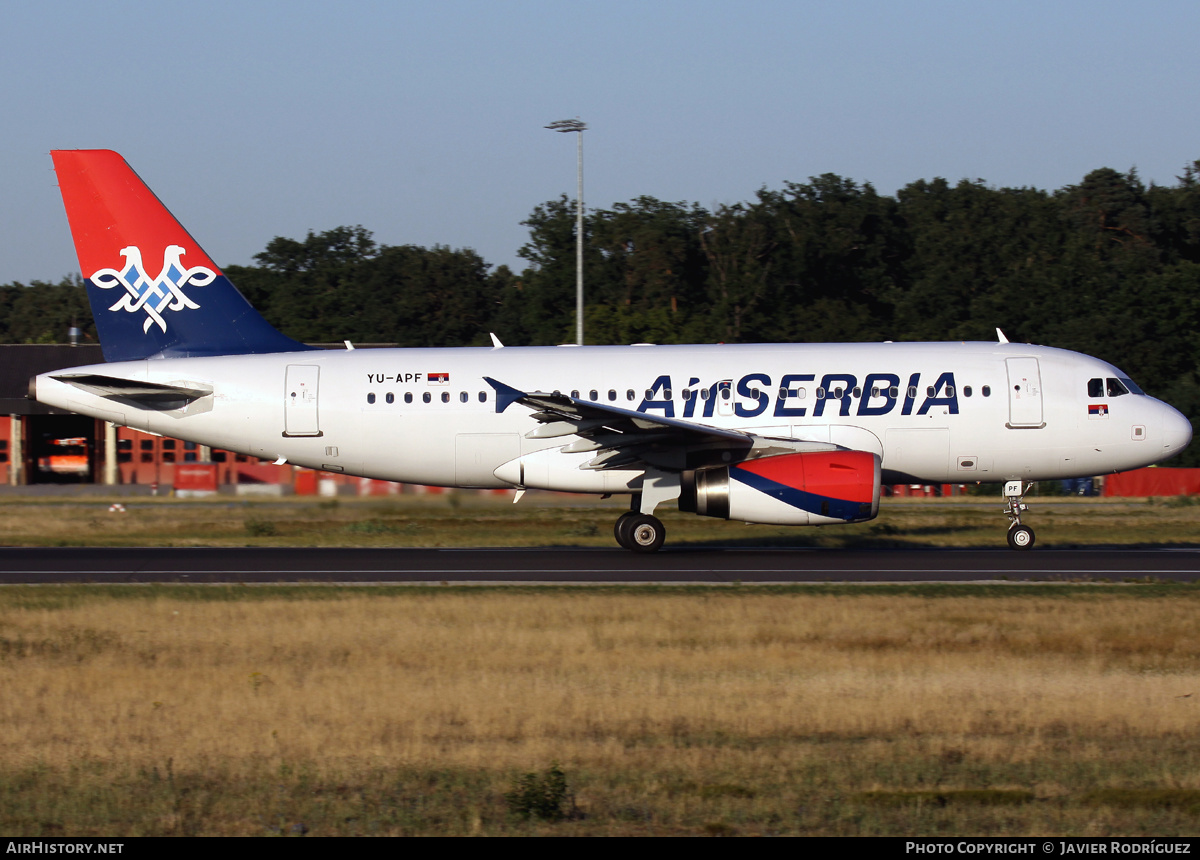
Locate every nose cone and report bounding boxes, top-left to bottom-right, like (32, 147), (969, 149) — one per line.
(1161, 403), (1193, 459)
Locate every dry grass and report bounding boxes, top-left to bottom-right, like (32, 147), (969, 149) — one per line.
(2, 585), (1200, 834)
(0, 492), (1196, 548)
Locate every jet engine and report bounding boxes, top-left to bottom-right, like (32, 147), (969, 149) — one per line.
(679, 450), (881, 526)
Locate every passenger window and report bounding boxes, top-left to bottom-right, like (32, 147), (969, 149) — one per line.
(945, 386), (954, 398)
(982, 386), (991, 397)
(700, 388), (710, 401)
(889, 386), (899, 398)
(478, 392), (486, 403)
(1107, 378), (1129, 397)
(571, 390), (580, 399)
(404, 392), (413, 404)
(385, 392), (394, 404)
(441, 392), (450, 403)
(626, 390), (635, 401)
(664, 389), (673, 399)
(852, 387), (861, 398)
(963, 386), (972, 397)
(816, 388), (826, 400)
(871, 387), (879, 398)
(608, 390), (616, 401)
(422, 392), (431, 403)
(1088, 378), (1104, 398)
(460, 392), (469, 403)
(367, 392), (376, 404)
(908, 386), (917, 398)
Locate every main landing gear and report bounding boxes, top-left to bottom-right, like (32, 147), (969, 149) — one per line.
(613, 477), (677, 553)
(1003, 480), (1035, 550)
(614, 510), (666, 553)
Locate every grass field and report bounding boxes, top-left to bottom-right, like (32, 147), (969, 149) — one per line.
(1, 494), (1198, 835)
(0, 490), (1196, 549)
(2, 583), (1200, 836)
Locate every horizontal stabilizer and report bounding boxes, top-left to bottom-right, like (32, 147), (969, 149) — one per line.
(50, 373), (211, 410)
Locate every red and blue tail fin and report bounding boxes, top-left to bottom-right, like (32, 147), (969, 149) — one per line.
(51, 149), (315, 362)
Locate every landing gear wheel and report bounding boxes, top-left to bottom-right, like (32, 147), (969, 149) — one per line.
(1002, 480), (1036, 551)
(614, 512), (638, 549)
(625, 514), (666, 554)
(1007, 524), (1035, 550)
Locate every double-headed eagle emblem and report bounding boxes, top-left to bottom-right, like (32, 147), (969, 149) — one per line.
(90, 245), (215, 333)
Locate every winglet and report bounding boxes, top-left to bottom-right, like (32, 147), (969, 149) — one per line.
(483, 377), (525, 413)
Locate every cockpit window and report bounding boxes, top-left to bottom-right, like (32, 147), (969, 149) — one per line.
(1106, 378), (1129, 397)
(1119, 377), (1143, 395)
(1088, 378), (1104, 398)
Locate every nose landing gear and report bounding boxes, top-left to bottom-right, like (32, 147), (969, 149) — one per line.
(1004, 480), (1035, 550)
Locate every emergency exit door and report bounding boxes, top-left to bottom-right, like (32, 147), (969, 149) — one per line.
(284, 365), (322, 437)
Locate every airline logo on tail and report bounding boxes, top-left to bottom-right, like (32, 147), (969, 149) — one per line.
(90, 245), (216, 333)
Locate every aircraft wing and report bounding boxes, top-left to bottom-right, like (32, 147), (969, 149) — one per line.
(485, 376), (836, 472)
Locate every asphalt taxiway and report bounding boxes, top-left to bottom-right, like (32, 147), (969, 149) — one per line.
(1, 546), (1198, 583)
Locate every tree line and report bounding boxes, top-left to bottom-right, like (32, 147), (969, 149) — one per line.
(4, 162), (1198, 464)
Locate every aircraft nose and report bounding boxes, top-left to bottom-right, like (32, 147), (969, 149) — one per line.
(1161, 403), (1193, 458)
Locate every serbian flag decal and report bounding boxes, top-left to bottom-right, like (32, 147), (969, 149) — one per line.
(1089, 404), (1108, 419)
(428, 372), (450, 385)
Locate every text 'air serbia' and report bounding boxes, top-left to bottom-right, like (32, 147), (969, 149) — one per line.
(32, 150), (1192, 552)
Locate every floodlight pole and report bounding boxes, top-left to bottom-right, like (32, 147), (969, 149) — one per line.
(546, 119), (587, 345)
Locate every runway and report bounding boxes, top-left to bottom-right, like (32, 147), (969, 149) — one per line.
(1, 546), (1199, 583)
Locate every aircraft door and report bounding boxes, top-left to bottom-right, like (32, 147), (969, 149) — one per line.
(1005, 357), (1044, 428)
(284, 365), (322, 437)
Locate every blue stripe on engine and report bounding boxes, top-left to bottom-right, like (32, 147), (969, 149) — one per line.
(730, 467), (865, 521)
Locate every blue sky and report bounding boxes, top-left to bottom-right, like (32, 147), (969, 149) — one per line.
(2, 0), (1198, 284)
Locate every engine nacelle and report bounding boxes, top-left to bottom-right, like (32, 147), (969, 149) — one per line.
(679, 450), (881, 526)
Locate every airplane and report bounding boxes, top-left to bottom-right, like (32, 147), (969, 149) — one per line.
(30, 149), (1193, 552)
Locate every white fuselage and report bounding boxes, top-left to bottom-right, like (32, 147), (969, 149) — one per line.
(34, 341), (1192, 492)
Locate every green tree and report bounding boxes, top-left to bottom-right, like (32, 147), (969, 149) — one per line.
(514, 196), (607, 344)
(0, 276), (95, 344)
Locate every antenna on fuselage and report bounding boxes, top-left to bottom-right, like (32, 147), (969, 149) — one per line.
(996, 328), (1010, 344)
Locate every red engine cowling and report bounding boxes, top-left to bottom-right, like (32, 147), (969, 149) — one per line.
(679, 450), (881, 526)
